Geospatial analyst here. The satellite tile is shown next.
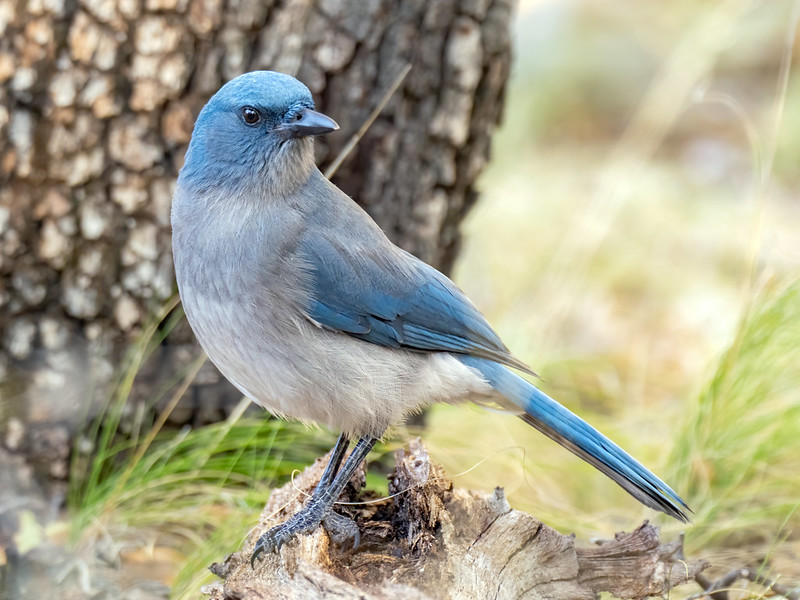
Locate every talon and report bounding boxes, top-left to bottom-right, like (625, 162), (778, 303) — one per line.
(250, 537), (275, 567)
(250, 527), (286, 567)
(250, 546), (264, 568)
(321, 511), (361, 550)
(249, 507), (325, 568)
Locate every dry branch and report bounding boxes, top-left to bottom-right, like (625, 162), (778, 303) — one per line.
(203, 439), (707, 600)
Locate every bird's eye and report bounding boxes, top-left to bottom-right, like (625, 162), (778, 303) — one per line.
(241, 107), (261, 125)
(293, 112), (303, 121)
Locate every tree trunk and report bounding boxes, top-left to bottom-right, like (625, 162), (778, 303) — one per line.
(204, 439), (708, 600)
(0, 0), (514, 475)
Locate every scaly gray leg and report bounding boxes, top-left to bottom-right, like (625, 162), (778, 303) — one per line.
(312, 433), (350, 500)
(251, 435), (376, 565)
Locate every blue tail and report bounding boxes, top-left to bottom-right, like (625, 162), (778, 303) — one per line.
(458, 356), (691, 522)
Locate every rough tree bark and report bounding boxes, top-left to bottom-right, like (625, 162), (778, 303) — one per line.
(0, 0), (514, 476)
(204, 440), (707, 600)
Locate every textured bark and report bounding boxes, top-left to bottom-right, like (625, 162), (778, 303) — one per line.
(0, 0), (514, 473)
(204, 439), (707, 600)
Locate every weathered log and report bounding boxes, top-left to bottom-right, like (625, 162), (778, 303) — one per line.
(204, 440), (707, 600)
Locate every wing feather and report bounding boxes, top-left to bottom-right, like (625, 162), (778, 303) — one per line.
(301, 235), (535, 375)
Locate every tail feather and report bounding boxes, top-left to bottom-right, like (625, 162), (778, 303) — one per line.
(459, 355), (691, 523)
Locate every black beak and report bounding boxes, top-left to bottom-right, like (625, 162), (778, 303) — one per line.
(279, 109), (339, 138)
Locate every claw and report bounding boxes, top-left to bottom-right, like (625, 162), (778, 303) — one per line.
(249, 510), (323, 568)
(250, 545), (264, 568)
(250, 524), (291, 567)
(321, 511), (361, 550)
(250, 533), (276, 566)
(250, 507), (362, 567)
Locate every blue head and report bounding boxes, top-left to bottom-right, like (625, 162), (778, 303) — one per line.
(178, 71), (339, 195)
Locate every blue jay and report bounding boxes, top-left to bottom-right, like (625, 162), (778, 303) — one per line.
(171, 71), (690, 564)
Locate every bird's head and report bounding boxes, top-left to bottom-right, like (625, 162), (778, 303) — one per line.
(179, 71), (339, 196)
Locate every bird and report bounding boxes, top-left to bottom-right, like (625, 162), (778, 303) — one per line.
(171, 70), (691, 564)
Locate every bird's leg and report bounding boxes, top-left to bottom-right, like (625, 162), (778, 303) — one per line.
(251, 435), (377, 565)
(311, 433), (350, 500)
(313, 434), (361, 548)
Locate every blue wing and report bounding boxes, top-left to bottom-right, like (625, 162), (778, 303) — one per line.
(301, 234), (534, 375)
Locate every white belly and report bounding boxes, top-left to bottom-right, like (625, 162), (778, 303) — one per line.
(181, 290), (492, 437)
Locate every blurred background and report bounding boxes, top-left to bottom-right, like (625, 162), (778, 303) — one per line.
(2, 0), (800, 598)
(429, 0), (800, 590)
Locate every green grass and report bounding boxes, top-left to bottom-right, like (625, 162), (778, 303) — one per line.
(64, 295), (401, 597)
(66, 298), (336, 595)
(70, 386), (336, 595)
(668, 280), (800, 552)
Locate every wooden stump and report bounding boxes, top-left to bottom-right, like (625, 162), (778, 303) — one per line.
(204, 440), (707, 600)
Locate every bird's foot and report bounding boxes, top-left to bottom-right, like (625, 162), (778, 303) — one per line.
(251, 505), (322, 566)
(250, 502), (360, 566)
(321, 510), (360, 550)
